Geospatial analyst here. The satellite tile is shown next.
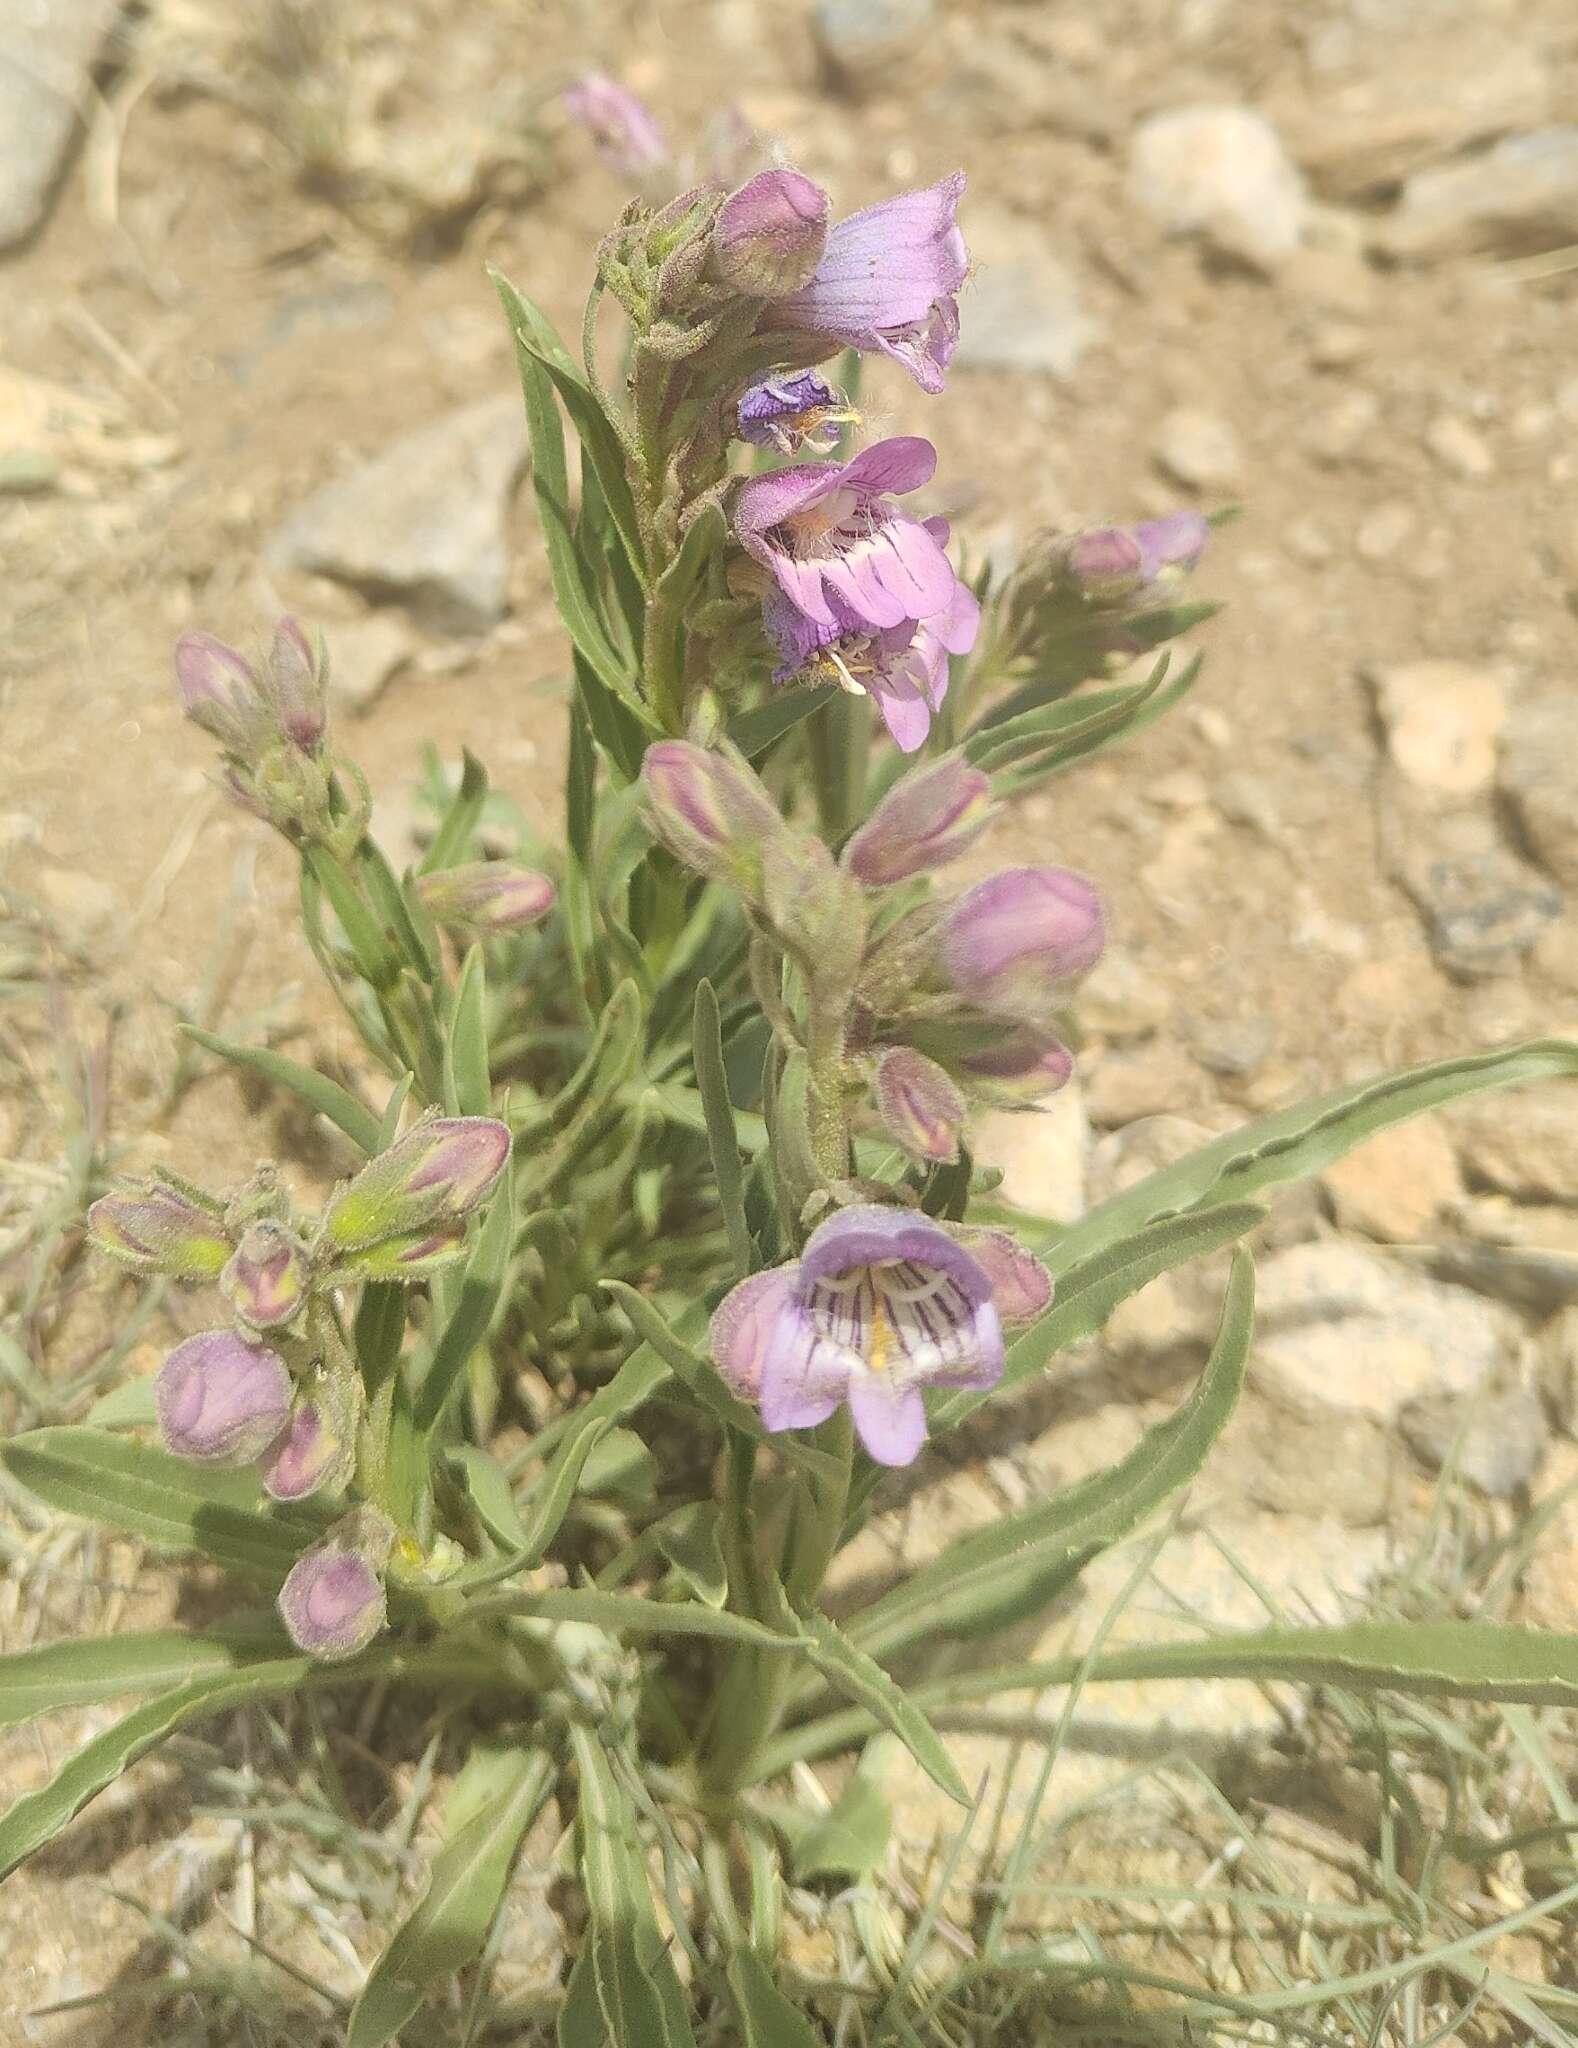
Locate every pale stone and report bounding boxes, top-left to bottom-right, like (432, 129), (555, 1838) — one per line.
(326, 612), (417, 714)
(1355, 500), (1415, 562)
(1077, 950), (1171, 1042)
(1500, 691), (1578, 888)
(1082, 1042), (1202, 1129)
(1369, 660), (1507, 799)
(1129, 104), (1308, 272)
(973, 1081), (1089, 1223)
(953, 212), (1101, 381)
(1152, 406), (1243, 491)
(1424, 415), (1495, 480)
(1379, 128), (1578, 264)
(0, 0), (125, 250)
(1451, 1094), (1578, 1205)
(1321, 1118), (1464, 1243)
(1398, 1382), (1548, 1497)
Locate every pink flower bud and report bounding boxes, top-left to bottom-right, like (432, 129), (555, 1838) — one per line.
(265, 616), (327, 752)
(322, 1116), (510, 1253)
(713, 169), (830, 297)
(940, 867), (1105, 1019)
(221, 1220), (309, 1330)
(952, 1227), (1053, 1322)
(174, 633), (270, 756)
(262, 1386), (354, 1500)
(413, 862), (556, 936)
(956, 1025), (1076, 1102)
(642, 741), (784, 894)
(843, 754), (994, 886)
(1134, 510), (1210, 581)
(155, 1330), (291, 1465)
(564, 73), (668, 181)
(278, 1539), (387, 1660)
(88, 1180), (231, 1279)
(1063, 527), (1146, 601)
(875, 1046), (966, 1163)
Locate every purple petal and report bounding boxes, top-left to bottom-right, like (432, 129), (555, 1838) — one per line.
(870, 672), (936, 752)
(839, 435), (938, 501)
(778, 175), (967, 336)
(759, 1310), (849, 1431)
(847, 1380), (929, 1466)
(709, 1266), (796, 1400)
(734, 462), (842, 551)
(797, 1205), (990, 1304)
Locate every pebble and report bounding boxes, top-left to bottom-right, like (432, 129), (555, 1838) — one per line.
(0, 0), (125, 250)
(1081, 1042), (1202, 1129)
(972, 1081), (1089, 1223)
(1188, 1015), (1274, 1080)
(953, 215), (1101, 382)
(1387, 808), (1562, 981)
(1451, 1094), (1578, 1206)
(1308, 320), (1370, 370)
(1285, 515), (1334, 565)
(1398, 1383), (1547, 1498)
(1355, 500), (1415, 562)
(1424, 415), (1494, 479)
(1252, 1240), (1522, 1423)
(1077, 951), (1172, 1042)
(1378, 127), (1578, 263)
(1128, 103), (1308, 273)
(1152, 406), (1242, 491)
(269, 393), (530, 634)
(1369, 659), (1507, 799)
(326, 613), (418, 715)
(1306, 388), (1380, 466)
(1321, 1117), (1464, 1243)
(1086, 1112), (1220, 1206)
(812, 0), (937, 89)
(1499, 691), (1578, 888)
(1214, 1398), (1398, 1526)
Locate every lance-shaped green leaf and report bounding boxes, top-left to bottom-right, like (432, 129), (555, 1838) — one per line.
(646, 502), (727, 721)
(449, 1419), (614, 1589)
(725, 1946), (823, 2048)
(726, 684), (823, 761)
(800, 1613), (969, 1807)
(600, 1281), (763, 1436)
(417, 746), (489, 875)
(347, 1743), (554, 2048)
(182, 1026), (381, 1155)
(848, 1250), (1255, 1665)
(0, 1618), (286, 1728)
(990, 657), (1203, 796)
(654, 1501), (728, 1608)
(494, 1588), (797, 1648)
(441, 945), (492, 1118)
(785, 1763), (891, 1881)
(412, 1166), (515, 1434)
(0, 1429), (332, 1581)
(967, 661), (1172, 775)
(304, 845), (405, 990)
(693, 978), (754, 1280)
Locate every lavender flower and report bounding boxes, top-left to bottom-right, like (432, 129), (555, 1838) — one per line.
(322, 1116), (511, 1255)
(155, 1331), (292, 1465)
(709, 1205), (1006, 1465)
(713, 169), (830, 296)
(221, 1221), (309, 1330)
(953, 1023), (1076, 1101)
(1059, 511), (1212, 609)
(88, 1179), (231, 1279)
(735, 438), (979, 752)
(414, 862), (556, 937)
(843, 753), (994, 886)
(939, 866), (1105, 1020)
(263, 1397), (351, 1501)
(279, 1542), (387, 1660)
(770, 173), (968, 393)
(564, 73), (669, 184)
(736, 371), (857, 455)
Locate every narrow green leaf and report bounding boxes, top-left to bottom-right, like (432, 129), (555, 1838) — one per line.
(0, 1429), (331, 1581)
(725, 1946), (822, 2048)
(994, 657), (1203, 795)
(82, 1377), (157, 1429)
(413, 1172), (515, 1434)
(182, 1026), (380, 1154)
(356, 834), (440, 981)
(417, 747), (489, 875)
(442, 944), (492, 1117)
(727, 685), (823, 761)
(346, 1744), (553, 2048)
(449, 1445), (531, 1550)
(789, 1771), (891, 1881)
(449, 1418), (614, 1590)
(599, 1281), (762, 1436)
(851, 1251), (1256, 1664)
(654, 1501), (728, 1608)
(693, 979), (754, 1280)
(801, 1613), (969, 1807)
(304, 846), (402, 989)
(967, 663), (1170, 776)
(499, 1588), (797, 1648)
(0, 1618), (285, 1728)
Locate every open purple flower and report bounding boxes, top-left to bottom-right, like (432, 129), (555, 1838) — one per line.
(736, 370), (857, 455)
(709, 1206), (1005, 1466)
(737, 438), (979, 750)
(771, 173), (968, 393)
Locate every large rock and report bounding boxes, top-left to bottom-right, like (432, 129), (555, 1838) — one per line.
(1383, 803), (1562, 983)
(1129, 104), (1308, 273)
(1321, 1117), (1464, 1243)
(1500, 691), (1578, 888)
(0, 0), (124, 251)
(1252, 1240), (1523, 1422)
(270, 394), (529, 634)
(1398, 1383), (1547, 1498)
(1377, 128), (1578, 264)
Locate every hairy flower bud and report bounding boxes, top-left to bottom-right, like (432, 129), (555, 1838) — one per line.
(221, 1220), (309, 1330)
(262, 1371), (357, 1501)
(954, 1024), (1076, 1102)
(875, 1046), (966, 1163)
(939, 867), (1105, 1019)
(88, 1179), (231, 1279)
(843, 754), (994, 886)
(265, 616), (328, 752)
(713, 168), (830, 297)
(155, 1330), (292, 1465)
(174, 634), (272, 757)
(278, 1523), (390, 1661)
(1063, 527), (1146, 602)
(414, 861), (556, 936)
(642, 741), (784, 897)
(322, 1116), (511, 1253)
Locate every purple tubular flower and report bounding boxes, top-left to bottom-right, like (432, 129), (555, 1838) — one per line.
(713, 169), (830, 296)
(940, 867), (1105, 1017)
(322, 1116), (511, 1253)
(1134, 509), (1211, 582)
(875, 1046), (966, 1163)
(642, 740), (784, 892)
(278, 1544), (386, 1660)
(221, 1220), (309, 1330)
(414, 862), (556, 937)
(88, 1180), (231, 1279)
(156, 1330), (292, 1465)
(263, 1398), (351, 1500)
(772, 173), (968, 393)
(710, 1205), (1003, 1466)
(737, 439), (979, 752)
(843, 753), (994, 886)
(736, 371), (857, 455)
(564, 73), (668, 179)
(955, 1025), (1076, 1102)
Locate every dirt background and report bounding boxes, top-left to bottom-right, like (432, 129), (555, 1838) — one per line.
(4, 0), (1578, 2038)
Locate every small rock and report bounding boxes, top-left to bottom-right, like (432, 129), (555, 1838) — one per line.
(1082, 1041), (1201, 1128)
(812, 0), (936, 88)
(1322, 1118), (1464, 1243)
(1355, 500), (1415, 562)
(973, 1080), (1089, 1223)
(1308, 320), (1369, 370)
(1078, 951), (1172, 1042)
(0, 0), (126, 251)
(1386, 807), (1561, 982)
(1129, 103), (1308, 273)
(1398, 1383), (1547, 1498)
(1378, 128), (1578, 264)
(1087, 1113), (1219, 1206)
(270, 393), (530, 634)
(1188, 1015), (1274, 1081)
(326, 613), (417, 715)
(1152, 406), (1242, 491)
(1285, 515), (1335, 565)
(953, 217), (1100, 381)
(1452, 1094), (1578, 1205)
(1306, 388), (1380, 466)
(1253, 1240), (1523, 1423)
(1434, 1201), (1578, 1317)
(1214, 1398), (1398, 1526)
(1500, 691), (1578, 888)
(1369, 659), (1507, 799)
(1424, 415), (1494, 479)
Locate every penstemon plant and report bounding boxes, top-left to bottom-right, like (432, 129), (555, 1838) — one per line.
(7, 150), (1578, 2041)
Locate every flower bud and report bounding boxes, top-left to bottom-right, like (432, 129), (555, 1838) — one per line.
(88, 1179), (231, 1279)
(939, 867), (1105, 1020)
(843, 754), (995, 887)
(564, 73), (668, 181)
(955, 1025), (1076, 1102)
(262, 1370), (357, 1501)
(334, 1226), (469, 1279)
(413, 861), (556, 937)
(1133, 509), (1210, 583)
(221, 1220), (309, 1330)
(713, 169), (830, 297)
(952, 1226), (1053, 1322)
(278, 1534), (388, 1660)
(155, 1330), (291, 1465)
(174, 634), (271, 757)
(1063, 527), (1146, 602)
(642, 741), (784, 896)
(875, 1046), (966, 1164)
(264, 616), (327, 752)
(322, 1115), (510, 1253)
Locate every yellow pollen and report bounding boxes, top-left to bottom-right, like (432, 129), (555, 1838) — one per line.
(866, 1296), (894, 1375)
